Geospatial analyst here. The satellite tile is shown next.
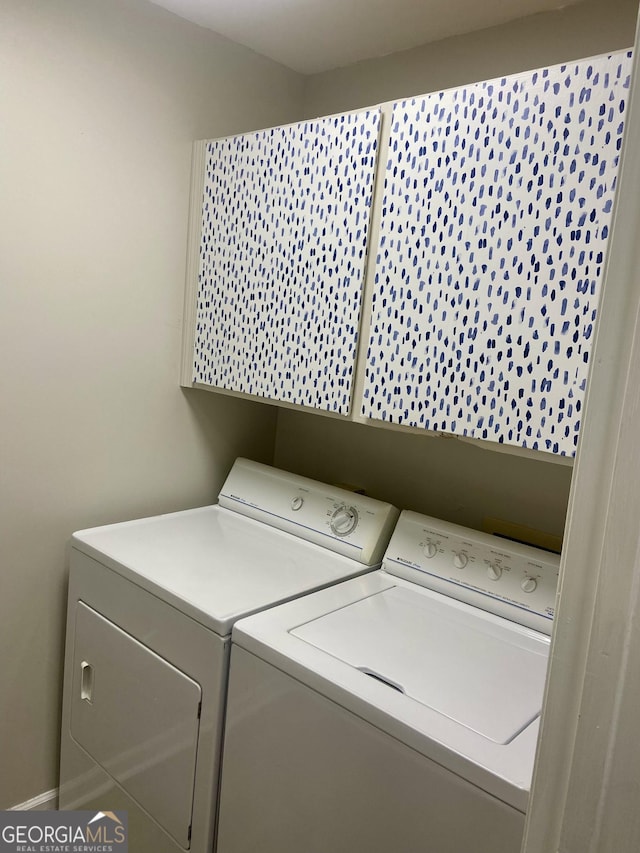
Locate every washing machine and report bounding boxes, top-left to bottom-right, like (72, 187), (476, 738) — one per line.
(58, 458), (398, 853)
(217, 509), (560, 853)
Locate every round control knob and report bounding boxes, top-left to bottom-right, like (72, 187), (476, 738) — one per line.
(330, 505), (358, 537)
(453, 551), (468, 569)
(291, 496), (304, 511)
(487, 562), (503, 581)
(423, 540), (438, 558)
(521, 576), (538, 594)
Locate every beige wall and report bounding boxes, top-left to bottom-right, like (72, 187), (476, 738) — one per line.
(302, 0), (638, 116)
(274, 0), (638, 540)
(0, 0), (303, 808)
(2, 0), (638, 814)
(274, 412), (572, 537)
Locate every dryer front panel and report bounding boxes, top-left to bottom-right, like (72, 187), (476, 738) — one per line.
(70, 602), (201, 848)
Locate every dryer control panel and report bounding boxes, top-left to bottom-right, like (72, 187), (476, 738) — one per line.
(218, 458), (399, 566)
(383, 511), (560, 635)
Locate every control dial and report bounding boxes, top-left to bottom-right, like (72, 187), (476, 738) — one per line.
(423, 540), (438, 558)
(453, 551), (468, 569)
(487, 562), (503, 581)
(521, 576), (538, 593)
(330, 505), (358, 537)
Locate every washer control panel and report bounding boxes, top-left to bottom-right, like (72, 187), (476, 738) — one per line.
(383, 510), (560, 635)
(218, 458), (399, 566)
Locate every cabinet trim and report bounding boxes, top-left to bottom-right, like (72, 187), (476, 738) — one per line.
(180, 139), (207, 388)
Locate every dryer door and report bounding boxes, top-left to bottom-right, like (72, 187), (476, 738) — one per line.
(70, 602), (201, 848)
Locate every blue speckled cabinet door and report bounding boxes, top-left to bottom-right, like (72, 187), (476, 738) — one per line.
(363, 52), (632, 455)
(194, 109), (380, 415)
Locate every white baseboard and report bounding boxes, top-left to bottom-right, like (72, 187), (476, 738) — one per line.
(10, 789), (58, 811)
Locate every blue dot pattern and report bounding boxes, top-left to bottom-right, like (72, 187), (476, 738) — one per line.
(194, 109), (381, 414)
(362, 52), (632, 455)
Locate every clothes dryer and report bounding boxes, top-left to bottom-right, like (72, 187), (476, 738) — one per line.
(58, 458), (398, 853)
(218, 510), (560, 853)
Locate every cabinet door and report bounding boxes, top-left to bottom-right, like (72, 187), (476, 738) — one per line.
(362, 52), (632, 455)
(192, 109), (381, 415)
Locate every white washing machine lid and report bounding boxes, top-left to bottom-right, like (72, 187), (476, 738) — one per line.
(232, 571), (551, 811)
(71, 506), (372, 636)
(290, 584), (548, 745)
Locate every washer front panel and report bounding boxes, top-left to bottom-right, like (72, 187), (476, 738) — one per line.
(232, 571), (545, 810)
(217, 645), (525, 853)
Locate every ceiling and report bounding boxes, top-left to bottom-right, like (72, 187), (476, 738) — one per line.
(148, 0), (585, 75)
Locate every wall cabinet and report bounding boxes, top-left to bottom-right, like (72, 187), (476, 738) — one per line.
(185, 109), (381, 415)
(182, 51), (631, 458)
(361, 51), (632, 456)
